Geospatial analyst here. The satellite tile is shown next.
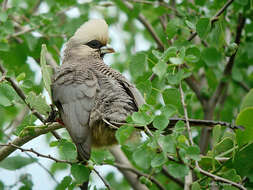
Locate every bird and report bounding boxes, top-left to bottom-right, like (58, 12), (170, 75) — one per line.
(51, 19), (144, 162)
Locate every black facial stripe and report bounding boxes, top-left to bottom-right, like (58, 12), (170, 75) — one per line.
(86, 40), (103, 49)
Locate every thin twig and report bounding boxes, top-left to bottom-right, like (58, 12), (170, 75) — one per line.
(0, 143), (74, 164)
(93, 168), (112, 190)
(187, 0), (234, 41)
(179, 81), (247, 190)
(7, 27), (38, 40)
(0, 122), (63, 161)
(123, 0), (164, 51)
(112, 163), (166, 190)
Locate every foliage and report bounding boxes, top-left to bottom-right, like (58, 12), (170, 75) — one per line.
(0, 0), (253, 190)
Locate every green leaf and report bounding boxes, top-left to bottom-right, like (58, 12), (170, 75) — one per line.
(214, 137), (234, 155)
(201, 47), (222, 66)
(56, 176), (72, 190)
(0, 11), (8, 22)
(169, 57), (183, 65)
(192, 182), (201, 190)
(0, 83), (21, 104)
(131, 112), (153, 126)
(0, 42), (9, 51)
(40, 44), (53, 98)
(151, 153), (167, 168)
(16, 114), (37, 135)
(16, 72), (26, 82)
(26, 92), (51, 116)
(167, 163), (189, 178)
(229, 143), (253, 181)
(160, 105), (177, 118)
(185, 145), (201, 161)
(166, 69), (191, 85)
(235, 0), (248, 5)
(152, 60), (167, 79)
(133, 145), (154, 169)
(50, 163), (68, 174)
(91, 149), (114, 165)
(71, 164), (90, 184)
(196, 18), (211, 39)
(166, 21), (177, 40)
(158, 135), (176, 153)
(185, 20), (195, 30)
(58, 139), (77, 161)
(116, 125), (135, 145)
(153, 114), (169, 130)
(0, 156), (36, 170)
(222, 169), (241, 183)
(186, 46), (201, 62)
(136, 80), (152, 97)
(0, 180), (3, 190)
(139, 176), (152, 187)
(162, 88), (182, 113)
(174, 120), (185, 133)
(212, 125), (222, 146)
(129, 53), (147, 80)
(163, 47), (178, 62)
(236, 107), (253, 146)
(241, 89), (253, 111)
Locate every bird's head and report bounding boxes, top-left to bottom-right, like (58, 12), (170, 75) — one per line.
(65, 19), (115, 59)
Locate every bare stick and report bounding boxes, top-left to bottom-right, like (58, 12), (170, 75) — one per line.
(93, 168), (112, 190)
(0, 122), (63, 161)
(123, 0), (164, 51)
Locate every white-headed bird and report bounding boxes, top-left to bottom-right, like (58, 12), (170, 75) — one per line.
(52, 19), (144, 162)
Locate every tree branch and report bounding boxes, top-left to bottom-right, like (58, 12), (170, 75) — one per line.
(109, 146), (149, 190)
(122, 0), (164, 51)
(93, 168), (112, 190)
(0, 122), (63, 161)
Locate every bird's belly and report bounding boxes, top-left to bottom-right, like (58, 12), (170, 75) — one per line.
(91, 121), (117, 148)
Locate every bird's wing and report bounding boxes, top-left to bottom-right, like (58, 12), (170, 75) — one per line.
(52, 66), (97, 160)
(119, 80), (145, 109)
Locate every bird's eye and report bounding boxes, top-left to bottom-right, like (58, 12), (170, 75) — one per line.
(86, 40), (103, 49)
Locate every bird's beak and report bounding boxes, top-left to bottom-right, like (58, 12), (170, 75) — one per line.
(100, 45), (115, 55)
